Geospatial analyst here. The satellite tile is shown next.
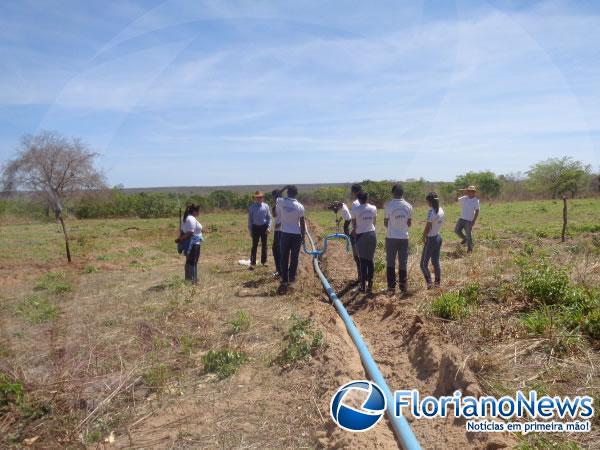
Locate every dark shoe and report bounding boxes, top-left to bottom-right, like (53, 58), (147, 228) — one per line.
(248, 265), (255, 271)
(426, 283), (433, 290)
(277, 282), (288, 294)
(359, 283), (366, 293)
(387, 287), (395, 295)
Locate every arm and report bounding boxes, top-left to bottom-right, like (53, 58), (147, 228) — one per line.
(343, 220), (351, 235)
(351, 218), (357, 237)
(472, 209), (479, 225)
(422, 222), (432, 244)
(266, 205), (272, 232)
(175, 231), (194, 242)
(300, 217), (306, 242)
(248, 207), (253, 233)
(407, 218), (412, 227)
(384, 218), (389, 228)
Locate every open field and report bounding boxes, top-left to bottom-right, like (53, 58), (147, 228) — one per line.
(0, 198), (599, 449)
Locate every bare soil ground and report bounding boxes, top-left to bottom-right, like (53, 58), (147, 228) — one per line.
(1, 200), (599, 449)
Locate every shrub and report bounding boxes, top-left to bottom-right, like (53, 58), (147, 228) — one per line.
(229, 310), (251, 334)
(521, 308), (554, 335)
(279, 314), (324, 364)
(430, 292), (470, 320)
(519, 261), (570, 305)
(459, 283), (480, 304)
(0, 373), (24, 408)
(582, 309), (600, 339)
(202, 349), (247, 379)
(142, 364), (173, 388)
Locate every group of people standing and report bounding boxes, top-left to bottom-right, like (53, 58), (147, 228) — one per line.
(247, 185), (306, 293)
(176, 183), (480, 293)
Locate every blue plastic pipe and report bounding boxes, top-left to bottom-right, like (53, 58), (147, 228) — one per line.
(305, 231), (421, 450)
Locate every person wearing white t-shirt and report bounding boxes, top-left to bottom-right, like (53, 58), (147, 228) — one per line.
(175, 203), (203, 284)
(273, 185), (306, 290)
(384, 184), (412, 293)
(348, 183), (362, 283)
(455, 186), (480, 253)
(271, 189), (284, 278)
(420, 192), (444, 289)
(351, 191), (377, 294)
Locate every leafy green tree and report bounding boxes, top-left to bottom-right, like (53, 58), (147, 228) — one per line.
(455, 171), (502, 198)
(527, 157), (591, 198)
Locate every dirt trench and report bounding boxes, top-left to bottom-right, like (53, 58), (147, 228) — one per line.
(313, 237), (516, 450)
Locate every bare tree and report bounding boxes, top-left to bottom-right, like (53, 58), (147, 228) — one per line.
(1, 130), (105, 262)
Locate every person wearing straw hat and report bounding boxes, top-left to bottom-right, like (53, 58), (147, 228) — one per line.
(455, 185), (480, 253)
(247, 190), (272, 270)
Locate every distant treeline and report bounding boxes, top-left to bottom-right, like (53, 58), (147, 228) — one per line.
(1, 159), (598, 220)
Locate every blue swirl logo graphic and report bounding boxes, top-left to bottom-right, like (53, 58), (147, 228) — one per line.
(330, 380), (386, 432)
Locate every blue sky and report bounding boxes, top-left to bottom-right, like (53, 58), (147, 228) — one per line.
(0, 0), (598, 187)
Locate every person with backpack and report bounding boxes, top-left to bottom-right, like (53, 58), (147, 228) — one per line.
(384, 183), (412, 294)
(175, 203), (203, 284)
(420, 192), (444, 289)
(351, 191), (377, 294)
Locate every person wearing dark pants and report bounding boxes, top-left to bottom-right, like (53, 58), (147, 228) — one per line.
(271, 189), (283, 277)
(348, 183), (362, 283)
(250, 224), (268, 266)
(386, 239), (409, 291)
(176, 204), (203, 284)
(247, 191), (272, 269)
(351, 191), (377, 294)
(420, 192), (445, 289)
(455, 185), (479, 253)
(384, 183), (412, 293)
(185, 244), (201, 283)
(279, 232), (303, 283)
(273, 185), (306, 291)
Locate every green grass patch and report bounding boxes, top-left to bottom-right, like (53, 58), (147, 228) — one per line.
(15, 295), (59, 324)
(83, 265), (97, 274)
(0, 373), (24, 408)
(430, 292), (471, 320)
(515, 435), (580, 450)
(278, 314), (324, 365)
(202, 349), (247, 379)
(142, 363), (174, 388)
(35, 271), (72, 295)
(228, 310), (251, 334)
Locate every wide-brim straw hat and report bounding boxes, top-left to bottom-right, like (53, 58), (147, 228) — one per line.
(459, 185), (477, 192)
(253, 191), (264, 198)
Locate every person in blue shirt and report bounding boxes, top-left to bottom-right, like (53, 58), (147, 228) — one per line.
(247, 191), (272, 270)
